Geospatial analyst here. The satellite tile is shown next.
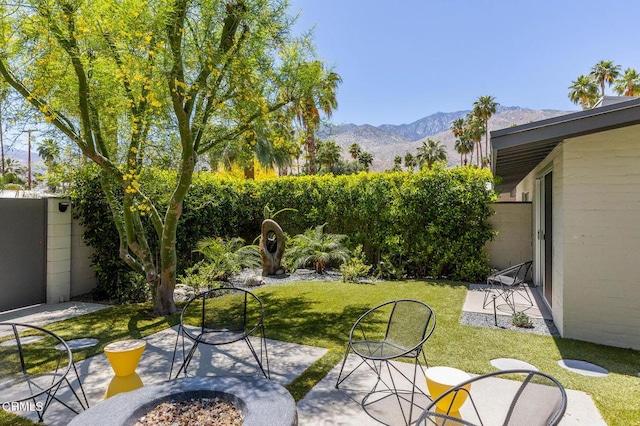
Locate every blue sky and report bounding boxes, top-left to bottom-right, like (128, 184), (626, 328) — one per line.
(289, 0), (640, 126)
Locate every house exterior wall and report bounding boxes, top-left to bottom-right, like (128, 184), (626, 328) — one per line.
(516, 125), (640, 350)
(560, 126), (640, 349)
(485, 203), (532, 270)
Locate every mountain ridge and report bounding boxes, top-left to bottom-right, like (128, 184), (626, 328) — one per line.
(323, 106), (574, 171)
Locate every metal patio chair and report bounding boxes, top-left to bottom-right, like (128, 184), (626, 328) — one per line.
(169, 286), (269, 380)
(416, 369), (567, 426)
(0, 322), (89, 423)
(483, 261), (533, 312)
(335, 299), (436, 425)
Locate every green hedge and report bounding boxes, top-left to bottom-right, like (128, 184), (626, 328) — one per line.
(70, 165), (496, 296)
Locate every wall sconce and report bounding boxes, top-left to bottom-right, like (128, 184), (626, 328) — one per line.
(58, 202), (69, 213)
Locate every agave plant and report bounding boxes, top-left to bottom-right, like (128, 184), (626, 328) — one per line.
(286, 224), (350, 274)
(193, 237), (261, 281)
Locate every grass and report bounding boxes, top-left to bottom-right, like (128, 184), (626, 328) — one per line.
(2, 280), (639, 425)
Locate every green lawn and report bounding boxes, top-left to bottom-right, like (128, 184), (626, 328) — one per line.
(2, 280), (639, 425)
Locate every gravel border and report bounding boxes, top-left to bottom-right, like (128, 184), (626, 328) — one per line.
(460, 311), (560, 336)
(229, 268), (344, 287)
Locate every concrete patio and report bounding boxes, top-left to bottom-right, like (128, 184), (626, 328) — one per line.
(1, 300), (607, 425)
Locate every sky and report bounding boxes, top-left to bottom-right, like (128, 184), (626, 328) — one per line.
(288, 0), (640, 126)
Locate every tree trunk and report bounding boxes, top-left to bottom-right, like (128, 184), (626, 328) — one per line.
(154, 268), (177, 316)
(305, 133), (316, 174)
(0, 107), (4, 176)
(244, 161), (255, 179)
(484, 120), (489, 167)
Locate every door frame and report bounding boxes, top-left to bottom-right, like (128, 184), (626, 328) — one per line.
(534, 167), (553, 308)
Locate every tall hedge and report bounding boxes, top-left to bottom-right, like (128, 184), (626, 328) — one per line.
(70, 165), (496, 295)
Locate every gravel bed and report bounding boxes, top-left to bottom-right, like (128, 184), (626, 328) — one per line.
(460, 311), (560, 336)
(135, 397), (242, 426)
(229, 268), (344, 287)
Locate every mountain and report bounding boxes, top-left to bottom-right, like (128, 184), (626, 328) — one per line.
(325, 106), (574, 172)
(376, 105), (523, 142)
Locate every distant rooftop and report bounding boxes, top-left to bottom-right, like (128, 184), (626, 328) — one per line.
(593, 96), (638, 108)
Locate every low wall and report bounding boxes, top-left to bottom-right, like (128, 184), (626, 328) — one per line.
(71, 217), (97, 297)
(485, 202), (532, 270)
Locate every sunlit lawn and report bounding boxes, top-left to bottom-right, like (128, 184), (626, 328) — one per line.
(2, 280), (639, 425)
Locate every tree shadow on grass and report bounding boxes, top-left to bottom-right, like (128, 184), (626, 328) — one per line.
(257, 292), (376, 349)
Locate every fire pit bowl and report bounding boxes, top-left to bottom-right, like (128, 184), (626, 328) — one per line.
(68, 376), (297, 426)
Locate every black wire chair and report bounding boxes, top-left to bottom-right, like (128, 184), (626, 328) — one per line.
(335, 299), (436, 425)
(416, 369), (567, 426)
(169, 286), (269, 380)
(0, 322), (89, 422)
(483, 261), (534, 312)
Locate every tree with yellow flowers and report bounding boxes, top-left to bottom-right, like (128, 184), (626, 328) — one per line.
(0, 0), (324, 315)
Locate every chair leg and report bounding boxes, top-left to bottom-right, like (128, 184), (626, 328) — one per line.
(482, 281), (497, 309)
(169, 326), (182, 379)
(335, 344), (353, 388)
(244, 331), (270, 379)
(70, 361), (89, 410)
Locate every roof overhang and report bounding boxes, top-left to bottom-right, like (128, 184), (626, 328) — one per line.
(491, 98), (640, 193)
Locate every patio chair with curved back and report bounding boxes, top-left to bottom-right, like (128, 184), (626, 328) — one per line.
(416, 369), (567, 426)
(169, 286), (269, 380)
(483, 261), (533, 312)
(335, 299), (436, 425)
(0, 322), (88, 423)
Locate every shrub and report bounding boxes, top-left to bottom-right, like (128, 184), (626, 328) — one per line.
(340, 245), (372, 282)
(512, 312), (534, 328)
(286, 224), (350, 274)
(192, 237), (260, 281)
(70, 165), (496, 290)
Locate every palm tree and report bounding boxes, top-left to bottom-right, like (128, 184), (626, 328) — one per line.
(590, 60), (621, 97)
(416, 138), (447, 170)
(37, 138), (60, 166)
(316, 139), (342, 172)
(450, 118), (466, 166)
(348, 143), (361, 160)
(404, 152), (416, 172)
(568, 75), (599, 109)
(473, 95), (499, 163)
(358, 151), (373, 172)
(2, 158), (27, 183)
(286, 224), (350, 274)
(465, 114), (485, 167)
(391, 155), (402, 171)
(613, 68), (640, 96)
(454, 135), (473, 166)
(293, 61), (342, 175)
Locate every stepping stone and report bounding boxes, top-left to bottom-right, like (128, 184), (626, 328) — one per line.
(0, 335), (43, 346)
(55, 338), (99, 351)
(558, 359), (608, 377)
(490, 358), (538, 371)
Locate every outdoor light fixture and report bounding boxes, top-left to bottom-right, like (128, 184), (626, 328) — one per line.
(58, 202), (69, 213)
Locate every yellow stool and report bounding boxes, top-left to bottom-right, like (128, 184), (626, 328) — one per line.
(104, 339), (146, 398)
(424, 366), (472, 417)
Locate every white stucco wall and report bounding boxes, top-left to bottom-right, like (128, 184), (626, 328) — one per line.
(560, 126), (640, 349)
(485, 203), (532, 271)
(516, 125), (640, 350)
(71, 218), (97, 297)
(46, 198), (72, 303)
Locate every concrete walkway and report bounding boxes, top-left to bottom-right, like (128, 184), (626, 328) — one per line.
(298, 355), (606, 425)
(0, 302), (107, 337)
(1, 302), (606, 425)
